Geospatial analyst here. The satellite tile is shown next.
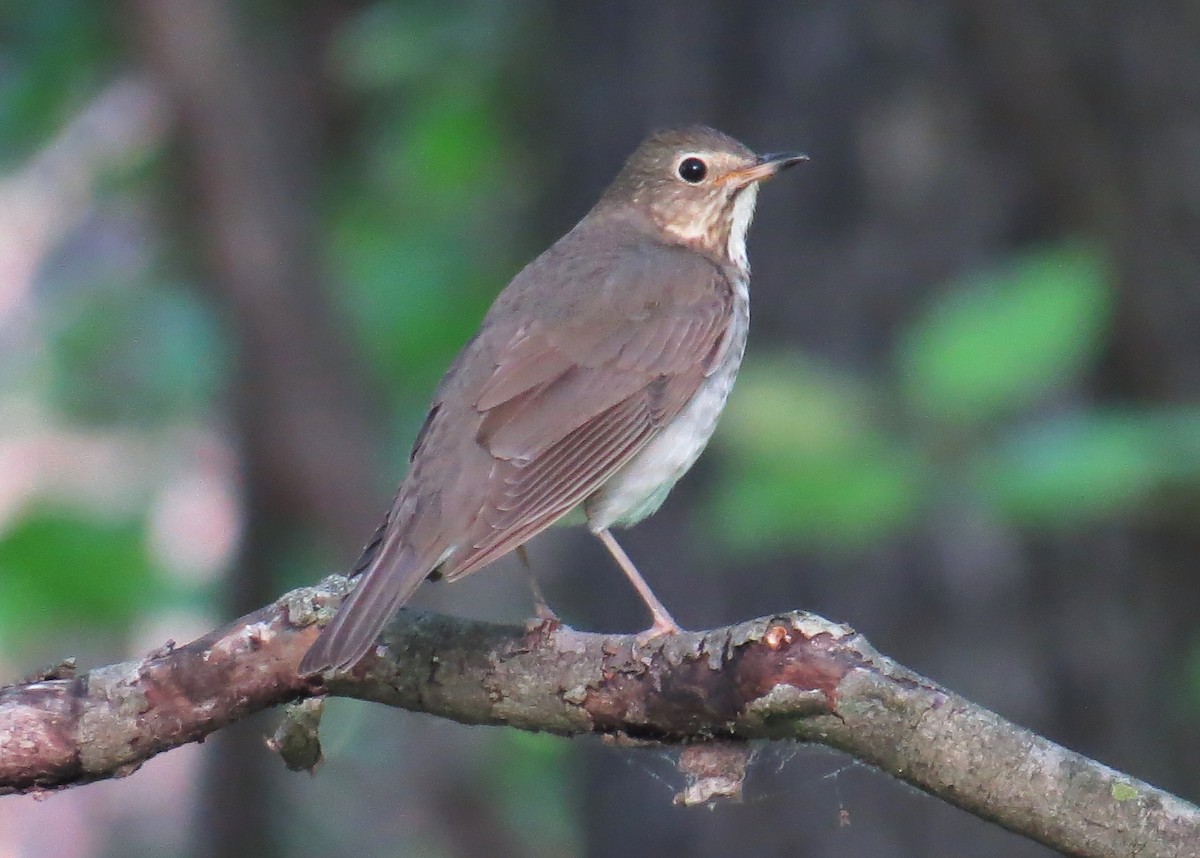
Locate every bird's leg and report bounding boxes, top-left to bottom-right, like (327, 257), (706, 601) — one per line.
(516, 544), (559, 624)
(594, 528), (683, 640)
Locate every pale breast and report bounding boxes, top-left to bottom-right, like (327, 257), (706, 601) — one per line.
(584, 278), (750, 530)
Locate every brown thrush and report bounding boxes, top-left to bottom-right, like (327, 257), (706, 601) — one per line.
(301, 126), (804, 674)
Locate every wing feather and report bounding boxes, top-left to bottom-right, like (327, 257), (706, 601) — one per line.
(475, 326), (575, 411)
(304, 219), (741, 673)
(446, 397), (657, 579)
(435, 248), (735, 582)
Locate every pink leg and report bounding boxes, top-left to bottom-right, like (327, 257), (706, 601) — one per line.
(516, 544), (558, 622)
(594, 528), (682, 638)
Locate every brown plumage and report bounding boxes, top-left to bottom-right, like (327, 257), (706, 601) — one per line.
(300, 126), (804, 674)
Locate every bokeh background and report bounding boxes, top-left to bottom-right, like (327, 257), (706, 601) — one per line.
(2, 2), (1199, 856)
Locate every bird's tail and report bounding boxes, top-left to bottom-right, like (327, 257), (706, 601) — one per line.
(298, 535), (428, 675)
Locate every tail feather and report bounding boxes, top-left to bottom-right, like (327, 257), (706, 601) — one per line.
(299, 541), (427, 675)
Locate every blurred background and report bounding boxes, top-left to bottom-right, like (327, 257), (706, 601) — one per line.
(1, 1), (1198, 856)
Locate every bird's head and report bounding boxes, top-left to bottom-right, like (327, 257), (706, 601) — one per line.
(600, 125), (806, 270)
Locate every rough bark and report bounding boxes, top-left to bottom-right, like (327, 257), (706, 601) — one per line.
(1, 578), (1196, 858)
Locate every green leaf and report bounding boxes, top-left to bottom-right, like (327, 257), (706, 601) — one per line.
(973, 408), (1200, 522)
(0, 508), (158, 641)
(330, 195), (493, 396)
(900, 244), (1111, 424)
(0, 3), (118, 165)
(710, 452), (919, 551)
(706, 359), (923, 550)
(400, 95), (508, 201)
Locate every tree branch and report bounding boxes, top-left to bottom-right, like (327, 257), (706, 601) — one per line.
(1, 578), (1196, 857)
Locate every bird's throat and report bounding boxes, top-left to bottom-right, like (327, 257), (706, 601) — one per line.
(726, 184), (759, 274)
(656, 183), (760, 274)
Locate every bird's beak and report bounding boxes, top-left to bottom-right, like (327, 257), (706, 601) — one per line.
(722, 151), (809, 186)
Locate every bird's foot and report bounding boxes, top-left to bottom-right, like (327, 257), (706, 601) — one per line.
(533, 599), (561, 624)
(634, 616), (683, 647)
(525, 606), (564, 637)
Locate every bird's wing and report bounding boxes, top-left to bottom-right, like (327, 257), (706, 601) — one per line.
(438, 242), (736, 580)
(300, 236), (736, 674)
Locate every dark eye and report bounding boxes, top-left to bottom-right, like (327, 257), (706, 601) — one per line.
(677, 157), (707, 183)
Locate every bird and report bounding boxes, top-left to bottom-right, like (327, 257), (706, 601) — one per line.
(300, 125), (805, 674)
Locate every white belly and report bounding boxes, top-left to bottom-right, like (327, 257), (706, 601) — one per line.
(585, 282), (749, 530)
